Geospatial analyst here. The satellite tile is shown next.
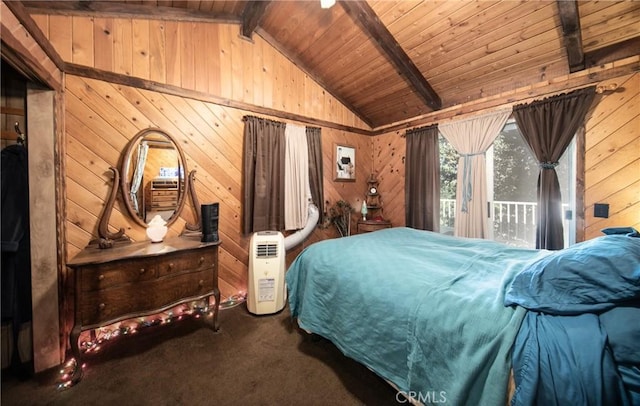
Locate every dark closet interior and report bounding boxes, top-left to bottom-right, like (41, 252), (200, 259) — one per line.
(1, 59), (33, 379)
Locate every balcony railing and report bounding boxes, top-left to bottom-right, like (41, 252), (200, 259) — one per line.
(440, 199), (570, 248)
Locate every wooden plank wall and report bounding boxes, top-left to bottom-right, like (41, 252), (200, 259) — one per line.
(62, 75), (371, 298)
(584, 73), (640, 239)
(31, 15), (369, 131)
(51, 74), (369, 364)
(374, 75), (640, 241)
(32, 15), (372, 300)
(371, 130), (406, 228)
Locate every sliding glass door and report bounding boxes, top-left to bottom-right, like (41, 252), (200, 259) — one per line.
(439, 119), (576, 248)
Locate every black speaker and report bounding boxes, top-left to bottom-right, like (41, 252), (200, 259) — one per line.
(201, 203), (219, 242)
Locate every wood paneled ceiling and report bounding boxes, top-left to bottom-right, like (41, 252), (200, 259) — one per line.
(21, 0), (640, 129)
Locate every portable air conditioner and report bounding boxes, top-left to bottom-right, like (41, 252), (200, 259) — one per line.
(247, 231), (287, 315)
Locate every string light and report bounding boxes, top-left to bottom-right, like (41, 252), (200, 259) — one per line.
(56, 292), (248, 390)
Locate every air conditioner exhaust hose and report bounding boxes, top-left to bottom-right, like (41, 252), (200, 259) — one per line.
(284, 203), (319, 251)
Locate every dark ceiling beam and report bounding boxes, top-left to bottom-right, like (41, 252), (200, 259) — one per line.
(556, 0), (585, 73)
(340, 0), (441, 111)
(20, 1), (240, 23)
(584, 36), (640, 68)
(240, 1), (271, 40)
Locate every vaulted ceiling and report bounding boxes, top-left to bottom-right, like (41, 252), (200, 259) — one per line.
(20, 1), (640, 129)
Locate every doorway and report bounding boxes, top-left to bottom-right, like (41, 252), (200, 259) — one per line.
(1, 59), (61, 377)
(1, 60), (32, 377)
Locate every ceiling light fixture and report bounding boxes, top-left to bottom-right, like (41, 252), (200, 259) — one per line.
(321, 0), (335, 9)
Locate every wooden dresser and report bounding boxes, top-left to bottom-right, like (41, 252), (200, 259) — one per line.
(66, 235), (220, 383)
(147, 178), (180, 211)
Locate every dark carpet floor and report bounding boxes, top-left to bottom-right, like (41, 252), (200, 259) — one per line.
(1, 303), (402, 405)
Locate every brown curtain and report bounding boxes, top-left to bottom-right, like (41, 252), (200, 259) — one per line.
(405, 124), (440, 231)
(241, 116), (286, 234)
(513, 86), (596, 250)
(306, 127), (324, 225)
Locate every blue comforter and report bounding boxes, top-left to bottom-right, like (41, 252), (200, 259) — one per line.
(505, 235), (640, 405)
(286, 227), (551, 405)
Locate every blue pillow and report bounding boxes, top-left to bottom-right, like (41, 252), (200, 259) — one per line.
(601, 226), (640, 237)
(505, 235), (640, 315)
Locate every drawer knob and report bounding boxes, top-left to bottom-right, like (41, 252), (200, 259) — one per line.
(98, 274), (105, 281)
(139, 268), (146, 274)
(98, 303), (106, 310)
(169, 262), (175, 270)
(198, 279), (204, 287)
(199, 257), (205, 265)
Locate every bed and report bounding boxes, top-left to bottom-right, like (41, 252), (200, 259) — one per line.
(285, 227), (640, 405)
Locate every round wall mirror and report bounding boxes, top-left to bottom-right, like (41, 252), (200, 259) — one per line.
(120, 128), (188, 228)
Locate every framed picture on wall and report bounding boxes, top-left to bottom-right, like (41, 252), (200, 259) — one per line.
(334, 143), (356, 182)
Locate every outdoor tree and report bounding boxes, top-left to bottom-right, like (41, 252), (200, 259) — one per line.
(439, 135), (457, 200)
(492, 126), (538, 202)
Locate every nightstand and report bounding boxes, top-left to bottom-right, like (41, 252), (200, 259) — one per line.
(357, 219), (392, 233)
(360, 173), (390, 233)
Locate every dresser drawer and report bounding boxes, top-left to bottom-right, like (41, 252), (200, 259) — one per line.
(79, 268), (215, 326)
(80, 260), (158, 292)
(157, 249), (216, 278)
(152, 190), (178, 197)
(151, 190), (178, 204)
(151, 196), (177, 203)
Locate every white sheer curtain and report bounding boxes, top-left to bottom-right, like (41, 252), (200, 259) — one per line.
(439, 109), (511, 238)
(284, 123), (310, 230)
(130, 141), (149, 213)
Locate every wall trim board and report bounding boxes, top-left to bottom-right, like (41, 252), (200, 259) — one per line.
(64, 62), (373, 136)
(371, 56), (640, 135)
(23, 1), (241, 24)
(64, 57), (639, 139)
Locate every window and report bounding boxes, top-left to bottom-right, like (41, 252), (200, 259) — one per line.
(439, 120), (576, 248)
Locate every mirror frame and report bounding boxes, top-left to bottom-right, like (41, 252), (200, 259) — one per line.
(94, 128), (202, 248)
(120, 128), (187, 228)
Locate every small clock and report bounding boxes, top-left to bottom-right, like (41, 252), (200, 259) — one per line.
(369, 186), (378, 194)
